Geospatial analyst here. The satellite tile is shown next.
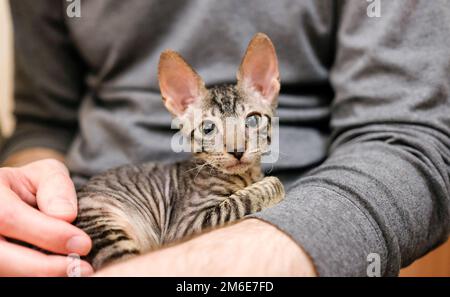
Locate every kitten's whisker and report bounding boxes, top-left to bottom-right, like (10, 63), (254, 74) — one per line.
(192, 160), (217, 179)
(269, 149), (289, 157)
(184, 165), (204, 173)
(265, 162), (275, 174)
(247, 149), (261, 154)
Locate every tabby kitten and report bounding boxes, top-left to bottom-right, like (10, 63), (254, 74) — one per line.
(76, 33), (285, 270)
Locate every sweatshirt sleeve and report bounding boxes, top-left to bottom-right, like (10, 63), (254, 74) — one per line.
(0, 0), (85, 162)
(255, 0), (450, 276)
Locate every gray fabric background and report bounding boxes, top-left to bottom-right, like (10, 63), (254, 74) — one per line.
(1, 0), (449, 276)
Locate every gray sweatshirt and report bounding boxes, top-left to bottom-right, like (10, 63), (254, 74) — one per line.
(1, 0), (449, 276)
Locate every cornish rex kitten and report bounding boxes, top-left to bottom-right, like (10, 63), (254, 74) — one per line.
(76, 33), (285, 270)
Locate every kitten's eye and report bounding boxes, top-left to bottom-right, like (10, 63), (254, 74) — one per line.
(245, 113), (261, 128)
(201, 120), (216, 136)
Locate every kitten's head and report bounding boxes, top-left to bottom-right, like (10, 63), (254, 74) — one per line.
(158, 33), (280, 175)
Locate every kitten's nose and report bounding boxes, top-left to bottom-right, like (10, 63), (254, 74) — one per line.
(231, 150), (244, 161)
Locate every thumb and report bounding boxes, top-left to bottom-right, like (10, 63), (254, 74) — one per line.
(22, 159), (78, 222)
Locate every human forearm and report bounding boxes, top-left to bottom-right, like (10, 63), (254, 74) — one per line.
(95, 219), (316, 276)
(255, 125), (450, 276)
(2, 147), (65, 167)
(261, 0), (449, 276)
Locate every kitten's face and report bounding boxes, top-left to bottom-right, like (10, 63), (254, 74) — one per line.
(158, 33), (280, 175)
(181, 85), (274, 174)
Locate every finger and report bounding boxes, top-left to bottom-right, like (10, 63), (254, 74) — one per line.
(36, 169), (78, 222)
(0, 185), (91, 255)
(0, 240), (93, 277)
(22, 159), (78, 222)
(0, 167), (36, 206)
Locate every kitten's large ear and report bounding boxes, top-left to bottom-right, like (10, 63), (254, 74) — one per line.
(237, 33), (280, 106)
(158, 50), (206, 116)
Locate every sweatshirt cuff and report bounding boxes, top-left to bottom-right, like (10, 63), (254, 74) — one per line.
(0, 121), (75, 163)
(251, 184), (390, 276)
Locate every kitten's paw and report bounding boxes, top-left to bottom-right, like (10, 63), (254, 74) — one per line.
(262, 176), (285, 206)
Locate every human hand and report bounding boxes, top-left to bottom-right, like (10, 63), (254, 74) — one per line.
(95, 219), (316, 276)
(0, 159), (93, 276)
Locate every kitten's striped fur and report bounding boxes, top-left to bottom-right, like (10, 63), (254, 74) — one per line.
(76, 33), (284, 270)
(77, 159), (283, 269)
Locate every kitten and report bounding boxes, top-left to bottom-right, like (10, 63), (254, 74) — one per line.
(76, 33), (285, 270)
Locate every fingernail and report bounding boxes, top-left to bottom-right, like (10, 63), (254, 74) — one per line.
(66, 235), (91, 254)
(48, 198), (75, 215)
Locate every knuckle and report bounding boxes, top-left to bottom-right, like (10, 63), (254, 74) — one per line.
(41, 159), (67, 172)
(40, 161), (72, 186)
(23, 158), (65, 173)
(21, 159), (69, 179)
(48, 171), (75, 192)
